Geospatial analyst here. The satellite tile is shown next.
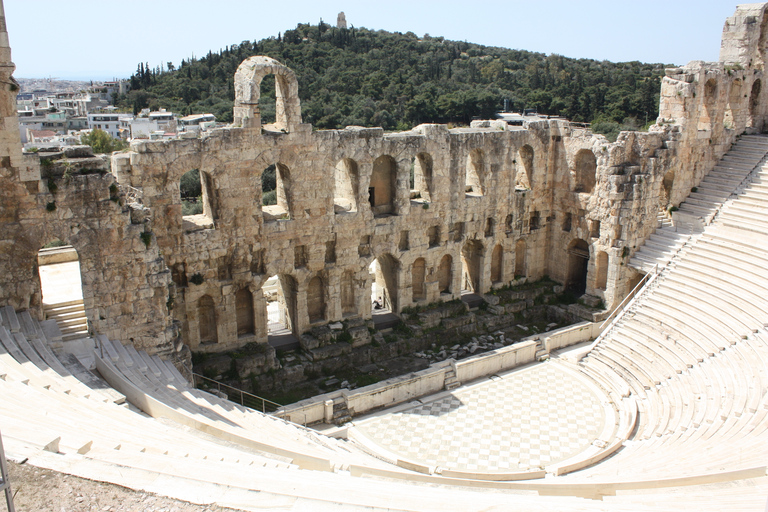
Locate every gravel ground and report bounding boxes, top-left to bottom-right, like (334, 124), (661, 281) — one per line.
(6, 461), (242, 512)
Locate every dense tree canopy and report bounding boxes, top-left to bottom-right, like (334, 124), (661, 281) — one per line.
(116, 22), (668, 137)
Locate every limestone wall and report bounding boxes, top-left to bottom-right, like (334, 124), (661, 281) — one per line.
(1, 4), (765, 362)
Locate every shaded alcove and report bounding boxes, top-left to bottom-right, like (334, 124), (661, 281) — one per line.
(412, 258), (427, 302)
(334, 158), (359, 213)
(516, 145), (534, 189)
(698, 78), (718, 131)
(750, 79), (762, 128)
(197, 295), (218, 345)
(235, 287), (254, 336)
(490, 244), (503, 284)
(465, 149), (485, 196)
(341, 271), (356, 316)
(437, 254), (453, 294)
(411, 153), (433, 202)
(566, 239), (590, 296)
(572, 149), (597, 193)
(514, 239), (526, 278)
(307, 276), (326, 324)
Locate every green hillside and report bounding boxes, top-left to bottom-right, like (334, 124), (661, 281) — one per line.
(116, 21), (668, 138)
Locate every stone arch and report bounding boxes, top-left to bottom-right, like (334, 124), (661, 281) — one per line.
(307, 275), (325, 323)
(750, 79), (762, 127)
(566, 239), (590, 296)
(698, 78), (718, 131)
(235, 287), (254, 336)
(595, 251), (609, 291)
(516, 145), (534, 189)
(370, 253), (400, 312)
(197, 295), (218, 345)
(572, 149), (597, 193)
(411, 257), (426, 302)
(461, 240), (484, 292)
(179, 169), (217, 229)
(233, 56), (302, 131)
(370, 155), (397, 216)
(437, 254), (453, 294)
(412, 153), (433, 202)
(515, 239), (526, 278)
(341, 271), (356, 316)
(465, 149), (485, 196)
(490, 244), (503, 284)
(333, 158), (359, 213)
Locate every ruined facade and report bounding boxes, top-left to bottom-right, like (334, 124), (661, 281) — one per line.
(1, 4), (767, 359)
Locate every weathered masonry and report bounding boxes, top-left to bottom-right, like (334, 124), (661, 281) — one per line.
(1, 4), (767, 359)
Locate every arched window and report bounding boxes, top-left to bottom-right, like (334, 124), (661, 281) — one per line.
(334, 158), (359, 213)
(411, 153), (433, 202)
(234, 56), (302, 131)
(370, 155), (397, 216)
(261, 163), (292, 221)
(412, 258), (426, 301)
(465, 149), (485, 196)
(180, 169), (216, 230)
(516, 145), (534, 189)
(572, 149), (597, 193)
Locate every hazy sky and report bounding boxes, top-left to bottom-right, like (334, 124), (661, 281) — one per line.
(6, 0), (738, 80)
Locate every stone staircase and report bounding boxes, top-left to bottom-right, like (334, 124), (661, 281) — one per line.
(44, 299), (88, 342)
(571, 140), (768, 481)
(443, 364), (460, 390)
(630, 134), (768, 274)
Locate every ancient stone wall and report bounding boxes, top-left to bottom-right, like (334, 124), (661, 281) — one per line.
(1, 4), (766, 360)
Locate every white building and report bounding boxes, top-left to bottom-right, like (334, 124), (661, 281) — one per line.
(178, 113), (215, 133)
(87, 112), (132, 139)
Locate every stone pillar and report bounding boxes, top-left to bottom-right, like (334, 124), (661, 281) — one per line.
(252, 287), (268, 344)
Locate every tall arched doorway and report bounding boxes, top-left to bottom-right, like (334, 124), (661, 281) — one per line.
(370, 254), (400, 312)
(37, 241), (87, 340)
(566, 239), (590, 296)
(461, 240), (483, 292)
(265, 274), (298, 335)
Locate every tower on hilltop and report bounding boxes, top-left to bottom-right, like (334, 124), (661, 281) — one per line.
(337, 12), (347, 29)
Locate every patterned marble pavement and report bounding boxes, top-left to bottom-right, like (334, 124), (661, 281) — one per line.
(351, 361), (608, 472)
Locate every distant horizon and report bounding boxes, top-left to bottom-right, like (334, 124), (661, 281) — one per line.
(6, 1), (738, 81)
